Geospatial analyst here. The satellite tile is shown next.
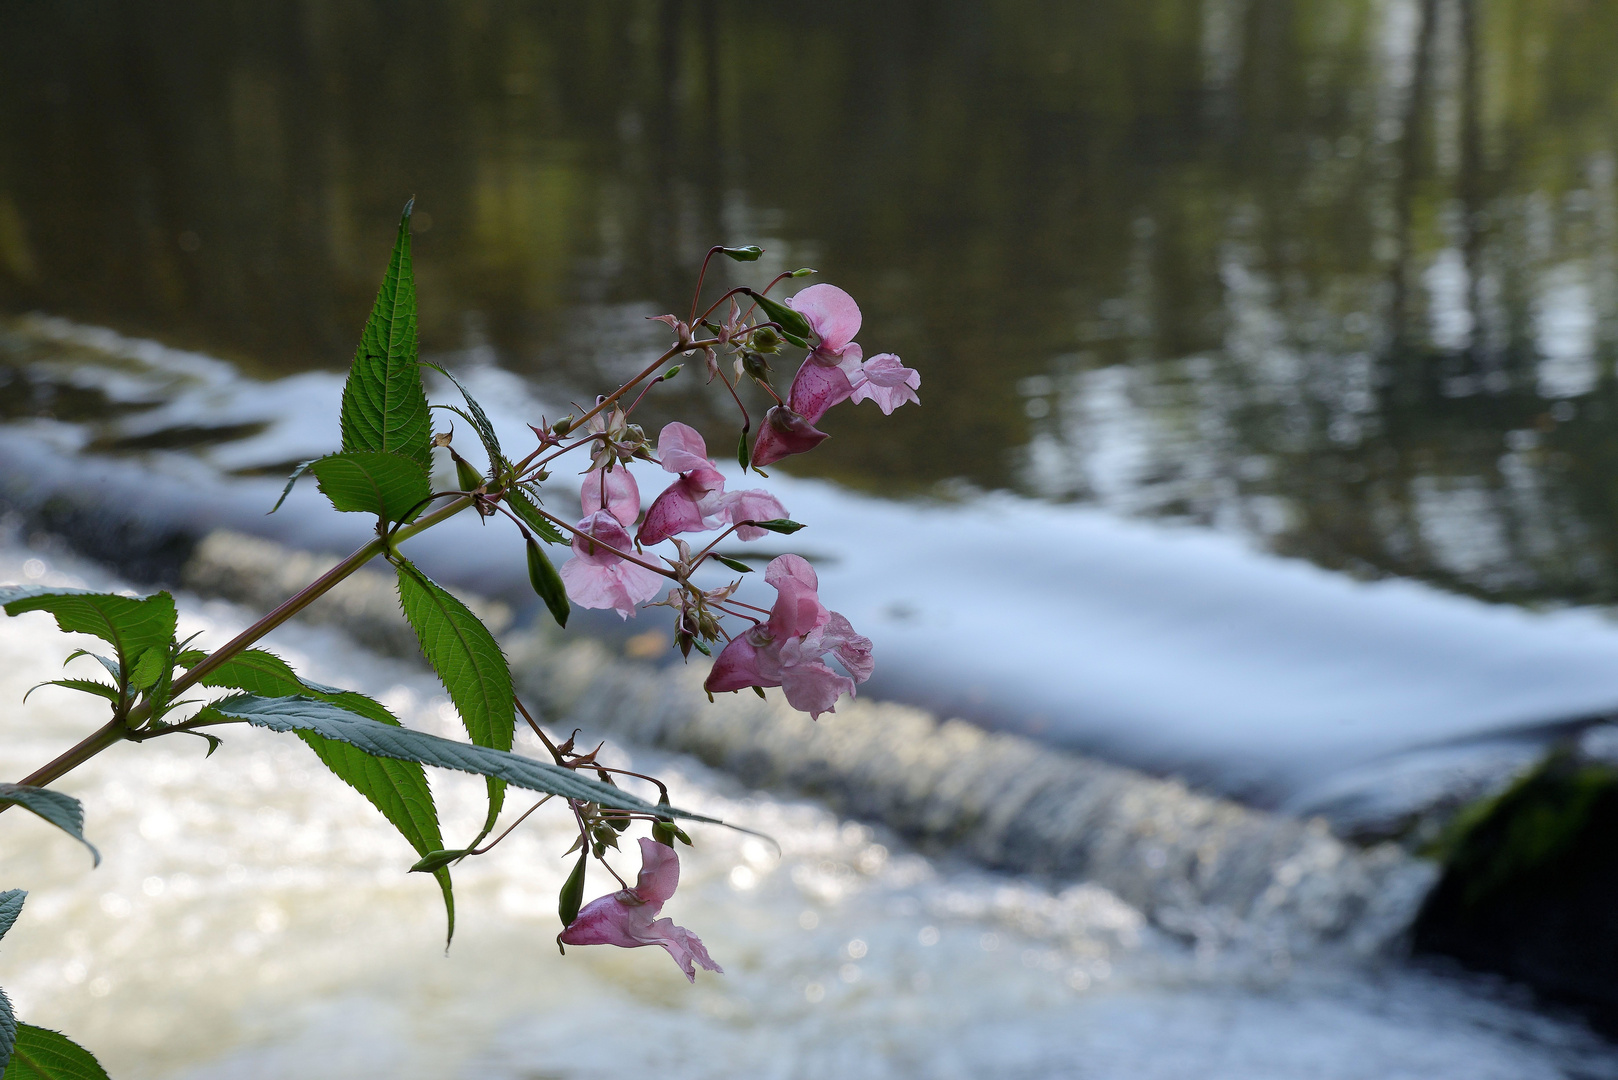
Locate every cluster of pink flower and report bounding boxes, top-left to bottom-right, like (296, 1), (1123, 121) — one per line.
(545, 277), (917, 981)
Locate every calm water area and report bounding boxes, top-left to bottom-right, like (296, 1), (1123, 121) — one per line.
(2, 1), (1618, 1075)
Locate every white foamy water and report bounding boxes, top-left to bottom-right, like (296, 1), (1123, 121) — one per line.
(0, 541), (1612, 1078)
(7, 315), (1618, 804)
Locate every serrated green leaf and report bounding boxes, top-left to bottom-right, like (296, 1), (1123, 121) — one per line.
(409, 848), (469, 874)
(709, 554), (755, 574)
(340, 205), (432, 472)
(526, 540), (569, 628)
(195, 649), (455, 941)
(507, 486), (565, 545)
(268, 458), (317, 514)
(64, 652), (119, 683)
(423, 362), (503, 468)
(0, 891), (25, 945)
(0, 589), (176, 673)
(745, 518), (805, 534)
(309, 451), (432, 522)
(3, 1024), (110, 1080)
(175, 650), (206, 667)
(0, 988), (13, 1078)
(0, 787), (97, 867)
(128, 646), (164, 691)
(202, 695), (719, 824)
(395, 561), (515, 842)
(742, 290), (813, 340)
(22, 680), (120, 705)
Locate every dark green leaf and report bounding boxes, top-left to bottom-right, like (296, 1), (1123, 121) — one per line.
(558, 849), (587, 926)
(268, 458), (317, 515)
(742, 290), (812, 340)
(204, 695), (719, 824)
(396, 561), (515, 842)
(0, 589), (176, 672)
(0, 988), (12, 1078)
(409, 849), (469, 874)
(526, 540), (569, 628)
(744, 518), (806, 534)
(196, 649), (455, 941)
(0, 786), (98, 866)
(340, 204), (433, 472)
(709, 554), (755, 574)
(175, 650), (206, 667)
(507, 487), (565, 545)
(735, 429), (750, 472)
(717, 246), (763, 262)
(422, 362), (503, 467)
(310, 451), (431, 522)
(64, 652), (119, 681)
(22, 680), (119, 705)
(3, 1024), (110, 1080)
(0, 891), (25, 944)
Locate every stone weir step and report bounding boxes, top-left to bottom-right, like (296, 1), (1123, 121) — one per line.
(181, 529), (1435, 959)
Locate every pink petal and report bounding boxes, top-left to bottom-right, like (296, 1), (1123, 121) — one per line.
(632, 836), (680, 906)
(562, 511), (663, 618)
(787, 358), (856, 424)
(703, 634), (779, 693)
(720, 489), (789, 542)
(750, 406), (829, 468)
(778, 658), (855, 719)
(581, 467), (642, 526)
(638, 476), (713, 546)
(766, 554), (828, 639)
(558, 892), (656, 949)
(849, 353), (921, 415)
(786, 284), (862, 353)
(657, 422), (712, 474)
(818, 611), (875, 683)
(645, 917), (724, 982)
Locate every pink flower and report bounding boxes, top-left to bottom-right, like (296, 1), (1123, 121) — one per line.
(750, 406), (829, 468)
(559, 837), (722, 983)
(703, 555), (873, 718)
(719, 489), (788, 541)
(560, 510), (664, 619)
(638, 424), (728, 546)
(848, 353), (921, 415)
(581, 466), (641, 527)
(784, 284), (865, 424)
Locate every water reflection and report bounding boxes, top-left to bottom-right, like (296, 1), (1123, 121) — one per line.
(2, 0), (1617, 603)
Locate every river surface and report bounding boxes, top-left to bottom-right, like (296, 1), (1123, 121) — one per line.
(2, 0), (1618, 1074)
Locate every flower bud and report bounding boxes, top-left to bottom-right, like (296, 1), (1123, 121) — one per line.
(553, 416), (574, 436)
(558, 849), (588, 927)
(454, 455), (483, 493)
(750, 328), (781, 354)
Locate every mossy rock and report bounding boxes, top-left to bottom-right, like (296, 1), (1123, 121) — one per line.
(1414, 749), (1618, 1026)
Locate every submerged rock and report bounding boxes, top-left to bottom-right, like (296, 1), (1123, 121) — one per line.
(1414, 741), (1618, 1028)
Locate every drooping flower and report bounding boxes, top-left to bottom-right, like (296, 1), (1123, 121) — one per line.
(703, 554), (873, 718)
(559, 837), (723, 983)
(560, 510), (663, 619)
(581, 465), (641, 527)
(638, 423), (727, 546)
(718, 489), (788, 542)
(750, 406), (828, 468)
(784, 284), (865, 424)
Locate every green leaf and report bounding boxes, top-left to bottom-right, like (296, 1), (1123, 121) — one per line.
(717, 245), (763, 262)
(64, 652), (119, 682)
(268, 458), (317, 515)
(195, 649), (455, 941)
(0, 786), (98, 866)
(709, 554), (755, 574)
(735, 429), (750, 473)
(526, 540), (569, 628)
(203, 694), (719, 824)
(0, 589), (176, 672)
(743, 518), (806, 534)
(3, 1024), (110, 1080)
(742, 290), (813, 340)
(340, 203), (433, 472)
(174, 650), (206, 667)
(558, 849), (587, 926)
(395, 561), (515, 841)
(22, 680), (120, 705)
(422, 362), (503, 468)
(128, 646), (164, 691)
(0, 890), (25, 945)
(309, 451), (432, 522)
(507, 486), (565, 545)
(0, 988), (12, 1078)
(409, 848), (469, 874)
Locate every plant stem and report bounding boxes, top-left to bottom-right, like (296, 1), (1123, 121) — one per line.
(16, 716), (129, 788)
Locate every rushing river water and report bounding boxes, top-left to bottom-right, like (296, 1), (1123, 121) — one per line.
(3, 0), (1618, 1074)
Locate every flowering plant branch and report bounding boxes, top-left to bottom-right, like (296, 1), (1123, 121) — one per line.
(0, 208), (918, 1072)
